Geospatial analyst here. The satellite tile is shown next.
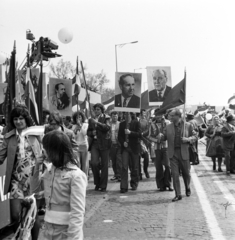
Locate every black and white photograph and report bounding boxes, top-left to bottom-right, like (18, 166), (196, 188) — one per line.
(147, 66), (172, 106)
(114, 72), (142, 113)
(49, 78), (72, 116)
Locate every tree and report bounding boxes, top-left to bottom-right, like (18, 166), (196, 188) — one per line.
(49, 59), (75, 79)
(101, 88), (115, 102)
(85, 70), (110, 93)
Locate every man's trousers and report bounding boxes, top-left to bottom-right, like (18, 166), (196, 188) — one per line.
(121, 147), (139, 190)
(170, 148), (191, 196)
(90, 141), (110, 189)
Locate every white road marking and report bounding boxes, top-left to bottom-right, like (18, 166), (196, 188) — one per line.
(199, 154), (235, 211)
(165, 203), (175, 240)
(191, 166), (225, 240)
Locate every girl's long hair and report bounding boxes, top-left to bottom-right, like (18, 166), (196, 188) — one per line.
(42, 130), (78, 168)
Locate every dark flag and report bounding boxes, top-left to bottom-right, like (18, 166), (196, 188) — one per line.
(80, 95), (90, 119)
(25, 68), (39, 125)
(157, 72), (186, 114)
(228, 94), (235, 110)
(3, 41), (16, 128)
(36, 71), (43, 124)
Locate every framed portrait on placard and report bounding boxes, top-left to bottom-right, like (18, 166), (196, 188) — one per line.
(49, 78), (72, 116)
(0, 83), (7, 115)
(147, 67), (172, 106)
(114, 72), (142, 113)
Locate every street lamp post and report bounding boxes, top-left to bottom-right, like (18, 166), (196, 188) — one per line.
(115, 41), (138, 72)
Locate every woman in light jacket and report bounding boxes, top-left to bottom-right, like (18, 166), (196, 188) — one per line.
(0, 105), (41, 239)
(72, 111), (89, 176)
(31, 130), (87, 240)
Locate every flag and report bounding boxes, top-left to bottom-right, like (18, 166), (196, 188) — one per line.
(103, 96), (114, 112)
(156, 72), (186, 114)
(72, 57), (81, 107)
(3, 42), (16, 128)
(25, 68), (39, 125)
(36, 70), (43, 124)
(80, 95), (90, 119)
(228, 94), (235, 110)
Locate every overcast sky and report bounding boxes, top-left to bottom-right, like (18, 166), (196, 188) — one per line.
(1, 0), (235, 106)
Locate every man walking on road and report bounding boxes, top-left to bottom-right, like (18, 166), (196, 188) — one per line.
(118, 112), (141, 193)
(159, 108), (197, 201)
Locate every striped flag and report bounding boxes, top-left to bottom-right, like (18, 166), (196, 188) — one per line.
(80, 95), (90, 118)
(228, 94), (235, 110)
(25, 68), (39, 125)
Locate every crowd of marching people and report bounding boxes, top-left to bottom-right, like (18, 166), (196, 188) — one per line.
(0, 103), (235, 239)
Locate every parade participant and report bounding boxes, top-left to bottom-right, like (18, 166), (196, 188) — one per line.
(109, 110), (122, 182)
(31, 130), (87, 240)
(64, 116), (73, 129)
(187, 113), (199, 165)
(72, 111), (89, 176)
(118, 112), (141, 193)
(221, 115), (235, 175)
(205, 115), (224, 172)
(0, 105), (41, 239)
(87, 103), (111, 192)
(160, 108), (197, 201)
(148, 110), (173, 191)
(139, 109), (150, 179)
(42, 109), (50, 125)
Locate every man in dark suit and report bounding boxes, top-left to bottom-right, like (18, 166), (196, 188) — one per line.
(118, 112), (141, 193)
(160, 108), (197, 201)
(221, 115), (235, 175)
(148, 69), (172, 102)
(115, 73), (140, 108)
(87, 103), (111, 192)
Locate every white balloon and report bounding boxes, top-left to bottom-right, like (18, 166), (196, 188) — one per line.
(58, 28), (73, 44)
(205, 113), (212, 121)
(0, 52), (6, 64)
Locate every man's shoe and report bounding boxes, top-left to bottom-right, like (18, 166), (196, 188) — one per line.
(172, 195), (182, 202)
(226, 171), (230, 176)
(117, 177), (121, 182)
(230, 170), (235, 174)
(110, 176), (118, 181)
(218, 168), (223, 172)
(160, 188), (166, 192)
(120, 188), (128, 193)
(145, 171), (150, 178)
(167, 187), (174, 192)
(131, 186), (137, 191)
(95, 186), (100, 191)
(186, 188), (191, 197)
(100, 188), (106, 192)
(139, 175), (143, 181)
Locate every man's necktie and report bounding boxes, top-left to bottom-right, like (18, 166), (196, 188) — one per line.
(158, 92), (162, 99)
(123, 98), (127, 107)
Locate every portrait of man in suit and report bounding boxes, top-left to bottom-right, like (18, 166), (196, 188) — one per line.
(148, 68), (172, 104)
(114, 73), (141, 110)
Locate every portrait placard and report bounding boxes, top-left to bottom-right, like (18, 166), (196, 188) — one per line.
(0, 83), (7, 115)
(147, 66), (172, 106)
(49, 78), (72, 116)
(114, 72), (142, 113)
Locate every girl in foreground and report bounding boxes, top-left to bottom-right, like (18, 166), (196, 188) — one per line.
(31, 130), (87, 240)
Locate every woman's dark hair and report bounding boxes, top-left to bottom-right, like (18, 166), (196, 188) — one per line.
(48, 111), (63, 126)
(93, 103), (105, 113)
(43, 130), (78, 168)
(42, 109), (50, 124)
(10, 105), (34, 129)
(72, 111), (86, 124)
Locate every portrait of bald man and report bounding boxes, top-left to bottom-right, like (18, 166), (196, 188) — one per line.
(148, 69), (172, 102)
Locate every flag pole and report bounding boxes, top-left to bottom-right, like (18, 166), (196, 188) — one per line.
(76, 56), (79, 112)
(26, 44), (30, 113)
(183, 69), (187, 137)
(80, 61), (92, 117)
